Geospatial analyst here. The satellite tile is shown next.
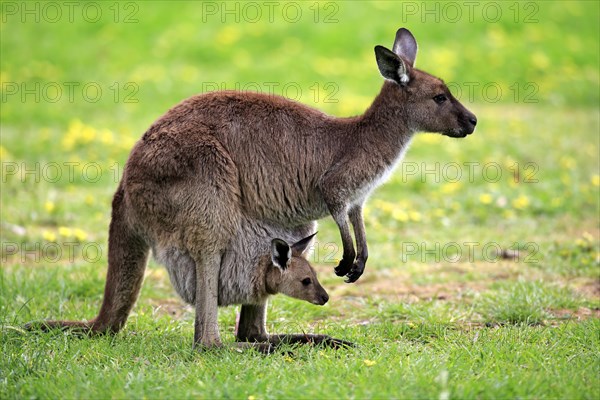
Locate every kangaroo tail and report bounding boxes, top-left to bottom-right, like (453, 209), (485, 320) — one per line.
(25, 184), (150, 335)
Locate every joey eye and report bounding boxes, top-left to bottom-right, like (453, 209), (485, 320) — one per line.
(433, 94), (447, 104)
(301, 278), (312, 286)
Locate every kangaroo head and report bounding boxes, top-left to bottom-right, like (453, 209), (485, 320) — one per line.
(265, 233), (329, 306)
(374, 28), (477, 138)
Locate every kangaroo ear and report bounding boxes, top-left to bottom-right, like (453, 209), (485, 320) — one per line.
(392, 28), (418, 67)
(375, 45), (410, 86)
(291, 232), (317, 255)
(271, 239), (291, 270)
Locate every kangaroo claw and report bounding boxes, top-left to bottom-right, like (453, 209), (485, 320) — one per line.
(334, 257), (354, 277)
(344, 260), (365, 283)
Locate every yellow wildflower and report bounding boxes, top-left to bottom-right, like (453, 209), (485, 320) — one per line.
(392, 209), (409, 222)
(374, 199), (395, 213)
(337, 93), (371, 116)
(58, 226), (72, 237)
(73, 228), (88, 242)
(419, 134), (443, 144)
(512, 195), (530, 210)
(503, 156), (516, 170)
(440, 182), (461, 194)
(80, 125), (96, 143)
(100, 129), (114, 145)
(431, 48), (458, 80)
(363, 359), (377, 367)
(559, 156), (575, 170)
(479, 193), (493, 205)
(44, 201), (55, 213)
(409, 211), (422, 222)
(0, 145), (10, 160)
(592, 175), (600, 187)
(42, 230), (57, 242)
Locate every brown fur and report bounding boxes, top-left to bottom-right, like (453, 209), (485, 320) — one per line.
(26, 28), (475, 349)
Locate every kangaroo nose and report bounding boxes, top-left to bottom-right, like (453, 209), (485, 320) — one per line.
(469, 116), (477, 126)
(320, 293), (329, 305)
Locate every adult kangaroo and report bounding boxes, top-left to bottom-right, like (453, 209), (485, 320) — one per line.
(28, 28), (476, 349)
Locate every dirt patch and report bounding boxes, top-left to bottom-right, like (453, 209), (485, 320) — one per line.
(327, 265), (491, 303)
(576, 279), (600, 300)
(357, 279), (486, 302)
(550, 307), (600, 320)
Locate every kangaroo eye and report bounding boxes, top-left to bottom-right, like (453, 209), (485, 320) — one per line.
(433, 94), (447, 104)
(301, 278), (312, 286)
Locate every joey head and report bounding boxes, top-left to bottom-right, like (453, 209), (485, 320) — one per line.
(267, 238), (330, 306)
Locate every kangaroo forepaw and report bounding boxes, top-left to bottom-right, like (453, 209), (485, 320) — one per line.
(344, 259), (366, 283)
(334, 257), (354, 277)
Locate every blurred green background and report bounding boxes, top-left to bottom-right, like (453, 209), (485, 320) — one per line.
(1, 0), (598, 129)
(1, 1), (599, 398)
(1, 0), (598, 257)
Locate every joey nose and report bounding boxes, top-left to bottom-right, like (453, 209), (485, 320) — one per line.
(469, 116), (477, 126)
(320, 293), (329, 305)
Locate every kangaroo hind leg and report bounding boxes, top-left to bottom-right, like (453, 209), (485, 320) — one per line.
(191, 251), (222, 349)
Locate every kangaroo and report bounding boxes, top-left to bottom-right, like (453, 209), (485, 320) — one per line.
(28, 28), (476, 349)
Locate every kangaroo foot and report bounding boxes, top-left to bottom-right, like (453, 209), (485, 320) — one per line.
(193, 322), (223, 351)
(334, 256), (355, 277)
(235, 334), (354, 354)
(234, 341), (275, 354)
(267, 334), (354, 350)
(193, 334), (223, 351)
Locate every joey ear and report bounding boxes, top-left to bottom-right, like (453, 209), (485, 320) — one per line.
(374, 45), (410, 86)
(291, 232), (317, 255)
(392, 28), (418, 67)
(271, 239), (291, 270)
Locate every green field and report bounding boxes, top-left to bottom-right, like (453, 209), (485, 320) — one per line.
(1, 1), (599, 398)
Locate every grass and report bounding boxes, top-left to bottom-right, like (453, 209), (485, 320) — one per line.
(3, 321), (598, 399)
(1, 1), (599, 399)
